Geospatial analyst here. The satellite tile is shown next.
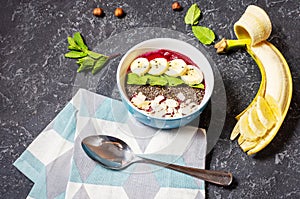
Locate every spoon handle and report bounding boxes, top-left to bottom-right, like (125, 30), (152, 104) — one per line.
(139, 157), (232, 186)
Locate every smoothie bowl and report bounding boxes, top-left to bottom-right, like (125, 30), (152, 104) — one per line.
(117, 38), (214, 129)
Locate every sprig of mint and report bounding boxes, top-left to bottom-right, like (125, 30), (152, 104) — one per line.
(65, 32), (110, 75)
(185, 4), (215, 45)
(127, 73), (204, 89)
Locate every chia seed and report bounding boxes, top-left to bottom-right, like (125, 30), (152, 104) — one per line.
(126, 84), (205, 105)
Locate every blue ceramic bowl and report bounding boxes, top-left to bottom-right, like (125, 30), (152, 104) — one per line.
(116, 38), (214, 129)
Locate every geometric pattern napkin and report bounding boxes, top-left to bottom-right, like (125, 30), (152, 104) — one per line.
(14, 89), (206, 199)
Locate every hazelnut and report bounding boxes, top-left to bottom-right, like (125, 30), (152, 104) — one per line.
(172, 2), (182, 11)
(114, 7), (124, 18)
(93, 7), (104, 17)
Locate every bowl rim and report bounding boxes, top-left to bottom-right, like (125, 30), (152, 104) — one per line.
(116, 38), (214, 121)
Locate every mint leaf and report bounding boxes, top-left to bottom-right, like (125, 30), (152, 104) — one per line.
(91, 55), (109, 75)
(126, 73), (204, 88)
(65, 51), (87, 58)
(87, 50), (103, 59)
(73, 32), (88, 51)
(192, 26), (215, 45)
(184, 4), (201, 25)
(164, 75), (185, 86)
(68, 45), (80, 51)
(191, 83), (205, 89)
(127, 73), (148, 85)
(77, 57), (95, 72)
(67, 37), (80, 50)
(146, 75), (168, 86)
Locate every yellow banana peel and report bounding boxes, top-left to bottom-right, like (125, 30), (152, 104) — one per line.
(214, 5), (293, 155)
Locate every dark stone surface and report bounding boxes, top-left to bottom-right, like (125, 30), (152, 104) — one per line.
(0, 0), (299, 198)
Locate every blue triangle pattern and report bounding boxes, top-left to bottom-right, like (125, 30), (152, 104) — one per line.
(53, 102), (77, 143)
(149, 155), (200, 189)
(78, 95), (90, 117)
(28, 166), (47, 199)
(94, 98), (128, 123)
(54, 192), (65, 199)
(13, 150), (45, 183)
(85, 164), (134, 186)
(69, 160), (83, 183)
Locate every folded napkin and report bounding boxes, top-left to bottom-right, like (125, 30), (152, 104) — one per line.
(14, 89), (206, 199)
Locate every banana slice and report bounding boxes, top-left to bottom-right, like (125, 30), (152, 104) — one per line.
(240, 139), (257, 152)
(248, 107), (267, 137)
(256, 96), (276, 129)
(165, 59), (187, 77)
(181, 65), (204, 85)
(239, 113), (259, 141)
(230, 121), (240, 140)
(264, 94), (281, 120)
(238, 134), (245, 145)
(148, 58), (169, 75)
(130, 57), (150, 76)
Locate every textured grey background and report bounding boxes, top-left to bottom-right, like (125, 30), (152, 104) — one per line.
(1, 0), (299, 198)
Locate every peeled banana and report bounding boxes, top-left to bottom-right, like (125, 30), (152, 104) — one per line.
(215, 5), (292, 155)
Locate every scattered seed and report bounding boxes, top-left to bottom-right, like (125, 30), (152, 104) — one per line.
(114, 7), (124, 18)
(93, 7), (104, 17)
(172, 2), (182, 11)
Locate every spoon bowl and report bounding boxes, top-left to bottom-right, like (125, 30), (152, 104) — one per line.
(82, 135), (233, 186)
(82, 135), (136, 169)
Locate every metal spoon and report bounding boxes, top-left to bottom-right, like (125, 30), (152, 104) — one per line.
(81, 135), (233, 186)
